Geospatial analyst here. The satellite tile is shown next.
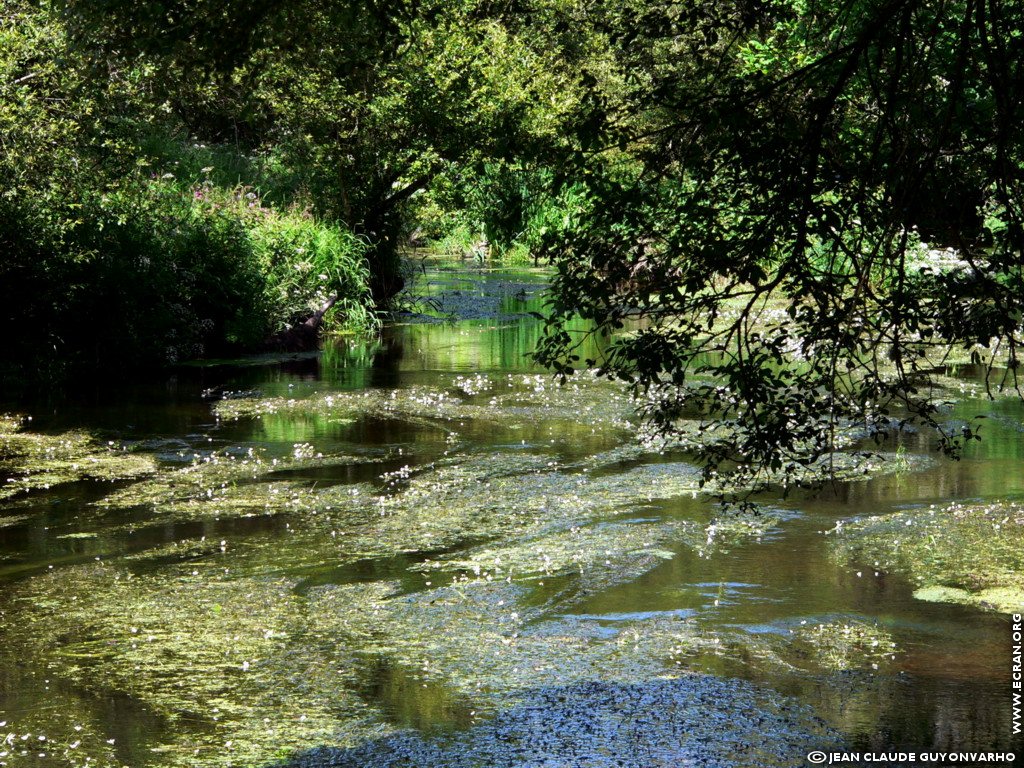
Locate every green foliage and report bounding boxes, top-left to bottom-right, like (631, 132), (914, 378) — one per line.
(433, 223), (481, 259)
(1, 163), (373, 374)
(249, 203), (375, 334)
(412, 163), (588, 264)
(0, 2), (380, 379)
(136, 133), (306, 207)
(2, 0), (603, 381)
(84, 178), (270, 360)
(533, 0), (1024, 493)
(13, 0), (1022, 459)
(62, 0), (595, 291)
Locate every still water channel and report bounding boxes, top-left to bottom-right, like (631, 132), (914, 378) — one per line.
(0, 260), (1021, 767)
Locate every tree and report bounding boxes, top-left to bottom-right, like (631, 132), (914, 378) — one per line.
(1, 0), (374, 375)
(60, 0), (592, 301)
(534, 0), (1024, 496)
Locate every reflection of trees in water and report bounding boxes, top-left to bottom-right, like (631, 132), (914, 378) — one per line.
(369, 328), (407, 389)
(279, 356), (320, 381)
(929, 677), (1016, 752)
(816, 670), (1017, 754)
(831, 453), (1024, 507)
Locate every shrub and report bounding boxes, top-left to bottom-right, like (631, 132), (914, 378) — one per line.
(0, 171), (374, 382)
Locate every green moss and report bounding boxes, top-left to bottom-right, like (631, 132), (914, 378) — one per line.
(831, 500), (1024, 614)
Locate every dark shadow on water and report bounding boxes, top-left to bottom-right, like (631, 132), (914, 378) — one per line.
(352, 657), (478, 735)
(270, 676), (843, 768)
(291, 538), (493, 596)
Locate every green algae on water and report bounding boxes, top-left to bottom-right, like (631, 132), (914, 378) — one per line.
(95, 446), (381, 521)
(0, 682), (126, 768)
(412, 518), (689, 582)
(312, 579), (718, 705)
(0, 564), (768, 767)
(111, 449), (704, 574)
(0, 564), (399, 767)
(0, 451), (830, 768)
(214, 373), (637, 434)
(790, 619), (899, 671)
(0, 367), (941, 768)
(0, 414), (156, 501)
(912, 585), (1024, 614)
(830, 500), (1024, 613)
(697, 505), (786, 556)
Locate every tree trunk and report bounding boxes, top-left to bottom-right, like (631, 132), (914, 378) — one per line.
(266, 292), (339, 351)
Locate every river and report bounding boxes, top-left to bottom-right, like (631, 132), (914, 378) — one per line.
(0, 259), (1021, 767)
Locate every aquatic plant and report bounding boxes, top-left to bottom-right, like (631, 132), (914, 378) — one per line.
(94, 446), (381, 522)
(829, 500), (1024, 613)
(0, 366), (944, 768)
(214, 372), (637, 434)
(0, 565), (398, 767)
(790, 619), (899, 672)
(412, 518), (689, 582)
(0, 415), (155, 502)
(698, 506), (786, 557)
(287, 676), (840, 768)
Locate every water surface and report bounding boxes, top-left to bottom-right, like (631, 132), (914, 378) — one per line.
(0, 260), (1021, 767)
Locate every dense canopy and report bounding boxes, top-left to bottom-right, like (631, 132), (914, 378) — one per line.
(533, 0), (1024, 492)
(2, 0), (1022, 485)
